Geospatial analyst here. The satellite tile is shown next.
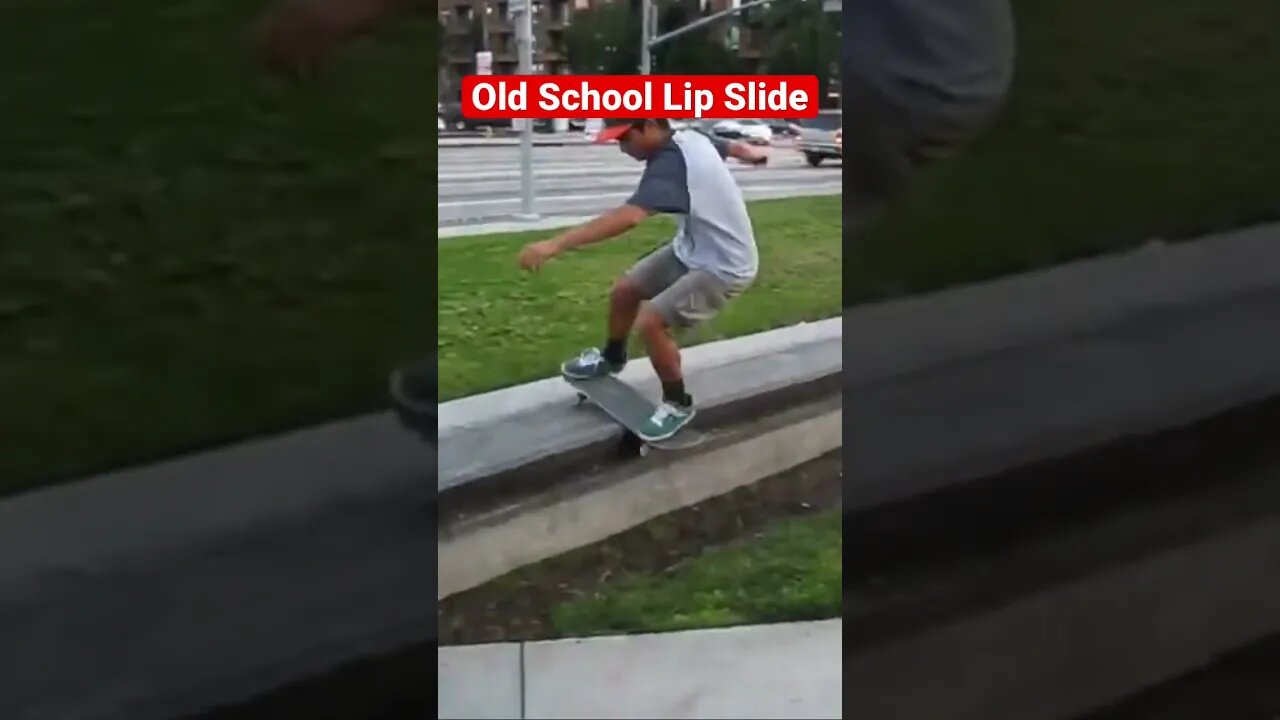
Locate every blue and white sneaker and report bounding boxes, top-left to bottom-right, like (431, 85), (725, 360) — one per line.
(561, 347), (625, 380)
(637, 401), (696, 442)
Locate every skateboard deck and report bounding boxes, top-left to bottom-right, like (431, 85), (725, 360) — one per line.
(564, 374), (707, 456)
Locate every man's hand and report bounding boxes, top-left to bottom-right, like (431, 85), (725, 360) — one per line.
(517, 238), (564, 272)
(729, 141), (770, 166)
(516, 205), (650, 272)
(254, 0), (396, 78)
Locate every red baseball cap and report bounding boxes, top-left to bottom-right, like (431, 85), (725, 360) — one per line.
(594, 119), (651, 143)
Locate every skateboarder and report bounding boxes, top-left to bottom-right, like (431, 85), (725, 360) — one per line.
(252, 0), (1017, 435)
(516, 119), (769, 441)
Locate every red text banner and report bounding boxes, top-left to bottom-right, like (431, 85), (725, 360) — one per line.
(460, 75), (820, 119)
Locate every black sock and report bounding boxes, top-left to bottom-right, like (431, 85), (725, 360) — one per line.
(662, 380), (691, 407)
(603, 339), (627, 366)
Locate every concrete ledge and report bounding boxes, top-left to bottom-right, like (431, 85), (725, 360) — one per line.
(846, 223), (1280, 387)
(439, 395), (841, 599)
(439, 319), (841, 493)
(848, 286), (1280, 513)
(846, 465), (1280, 720)
(846, 223), (1280, 512)
(0, 413), (431, 593)
(0, 490), (435, 720)
(441, 318), (838, 434)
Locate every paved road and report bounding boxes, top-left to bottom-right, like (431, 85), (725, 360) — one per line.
(438, 141), (842, 230)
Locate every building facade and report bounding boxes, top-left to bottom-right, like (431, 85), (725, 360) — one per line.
(438, 0), (841, 107)
(439, 0), (581, 101)
(693, 0), (840, 107)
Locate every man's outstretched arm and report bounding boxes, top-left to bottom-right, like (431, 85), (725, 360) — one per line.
(554, 204), (652, 252)
(518, 205), (652, 271)
(724, 140), (769, 165)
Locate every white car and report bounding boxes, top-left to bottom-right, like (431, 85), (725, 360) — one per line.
(711, 119), (774, 146)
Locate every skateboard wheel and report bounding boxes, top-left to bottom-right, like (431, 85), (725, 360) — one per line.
(618, 432), (644, 459)
(638, 444), (650, 458)
(576, 392), (587, 404)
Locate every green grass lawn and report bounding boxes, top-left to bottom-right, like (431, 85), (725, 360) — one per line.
(3, 0), (1280, 495)
(849, 0), (1280, 302)
(550, 511), (841, 637)
(439, 195), (840, 400)
(0, 1), (435, 495)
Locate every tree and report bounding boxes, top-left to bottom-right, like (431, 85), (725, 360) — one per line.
(652, 0), (746, 75)
(755, 0), (839, 106)
(566, 0), (743, 76)
(565, 1), (640, 74)
(437, 17), (445, 66)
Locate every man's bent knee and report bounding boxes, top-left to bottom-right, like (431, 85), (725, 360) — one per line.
(611, 278), (645, 308)
(636, 307), (669, 338)
(611, 277), (643, 306)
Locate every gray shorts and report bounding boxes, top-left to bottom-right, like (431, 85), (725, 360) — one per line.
(624, 245), (748, 329)
(843, 75), (1006, 240)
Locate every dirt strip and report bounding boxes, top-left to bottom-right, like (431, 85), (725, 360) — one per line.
(438, 450), (842, 646)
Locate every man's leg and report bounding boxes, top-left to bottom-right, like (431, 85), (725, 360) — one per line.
(562, 246), (685, 379)
(636, 306), (684, 395)
(841, 74), (1007, 275)
(603, 276), (645, 366)
(635, 270), (741, 439)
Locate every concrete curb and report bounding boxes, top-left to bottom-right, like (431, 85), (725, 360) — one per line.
(846, 224), (1280, 388)
(847, 284), (1280, 515)
(0, 413), (430, 588)
(846, 470), (1280, 720)
(437, 182), (841, 238)
(440, 318), (840, 435)
(438, 324), (842, 494)
(439, 395), (841, 599)
(437, 214), (597, 238)
(439, 619), (842, 720)
(439, 137), (592, 148)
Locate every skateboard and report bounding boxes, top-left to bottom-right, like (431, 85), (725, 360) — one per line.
(389, 362), (436, 446)
(564, 374), (707, 458)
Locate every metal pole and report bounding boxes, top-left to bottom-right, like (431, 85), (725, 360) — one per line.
(649, 0), (776, 48)
(515, 1), (538, 219)
(640, 0), (652, 74)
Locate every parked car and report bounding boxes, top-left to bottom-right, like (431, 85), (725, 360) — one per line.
(709, 119), (773, 145)
(765, 119), (802, 137)
(439, 101), (511, 132)
(795, 110), (842, 166)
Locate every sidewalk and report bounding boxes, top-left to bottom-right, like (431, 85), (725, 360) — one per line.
(438, 620), (842, 720)
(437, 133), (797, 150)
(438, 214), (597, 239)
(439, 133), (590, 148)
